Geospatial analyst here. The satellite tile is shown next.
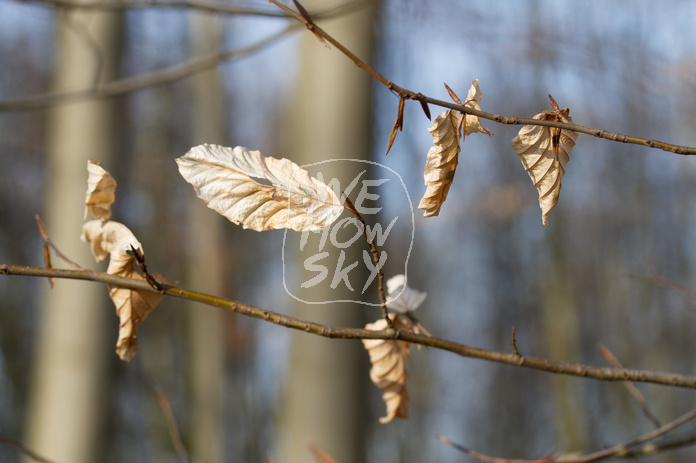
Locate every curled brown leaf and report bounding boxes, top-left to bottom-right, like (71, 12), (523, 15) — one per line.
(362, 314), (410, 423)
(511, 108), (578, 226)
(84, 160), (117, 220)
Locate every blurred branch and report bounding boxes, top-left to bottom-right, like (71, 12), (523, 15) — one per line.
(269, 0), (696, 156)
(4, 264), (696, 389)
(0, 25), (295, 112)
(0, 436), (60, 463)
(597, 343), (662, 428)
(154, 388), (191, 463)
(20, 0), (368, 18)
(439, 408), (696, 462)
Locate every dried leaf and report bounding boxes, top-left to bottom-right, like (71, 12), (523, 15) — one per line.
(362, 315), (410, 423)
(418, 80), (492, 217)
(176, 144), (343, 232)
(81, 220), (167, 361)
(511, 108), (578, 225)
(417, 110), (462, 217)
(84, 160), (117, 220)
(463, 80), (492, 137)
(386, 274), (427, 313)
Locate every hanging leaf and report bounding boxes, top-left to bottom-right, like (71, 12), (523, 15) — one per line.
(417, 110), (463, 217)
(462, 80), (492, 137)
(511, 108), (578, 225)
(176, 144), (343, 232)
(418, 80), (492, 217)
(386, 274), (427, 314)
(81, 220), (168, 361)
(362, 314), (410, 423)
(84, 160), (117, 220)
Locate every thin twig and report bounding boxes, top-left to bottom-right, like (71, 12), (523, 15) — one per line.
(342, 194), (393, 328)
(34, 214), (84, 269)
(0, 436), (61, 463)
(437, 435), (553, 462)
(439, 409), (696, 463)
(6, 264), (696, 389)
(154, 387), (191, 463)
(0, 25), (295, 112)
(511, 325), (520, 356)
(597, 343), (661, 428)
(130, 245), (164, 292)
(21, 0), (369, 18)
(269, 0), (696, 156)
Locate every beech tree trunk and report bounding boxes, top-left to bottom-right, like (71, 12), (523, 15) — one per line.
(275, 3), (376, 462)
(23, 4), (123, 463)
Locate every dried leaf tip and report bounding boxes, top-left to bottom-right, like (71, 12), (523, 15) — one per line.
(85, 160), (117, 220)
(176, 144), (343, 232)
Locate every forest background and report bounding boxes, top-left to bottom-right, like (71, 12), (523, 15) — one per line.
(2, 0), (696, 462)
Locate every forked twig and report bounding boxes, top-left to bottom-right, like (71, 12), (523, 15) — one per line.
(35, 214), (84, 270)
(130, 245), (164, 292)
(438, 408), (696, 463)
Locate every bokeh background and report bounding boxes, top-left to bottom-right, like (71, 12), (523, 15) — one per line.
(2, 0), (696, 462)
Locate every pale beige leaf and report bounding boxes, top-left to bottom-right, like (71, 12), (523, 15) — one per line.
(511, 109), (578, 225)
(176, 144), (343, 232)
(81, 220), (166, 361)
(84, 160), (117, 220)
(362, 315), (410, 423)
(463, 79), (492, 137)
(81, 220), (142, 276)
(386, 274), (427, 314)
(418, 110), (462, 217)
(110, 270), (171, 362)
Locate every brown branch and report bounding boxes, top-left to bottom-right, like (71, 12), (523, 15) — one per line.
(0, 25), (296, 112)
(5, 264), (696, 389)
(439, 409), (696, 463)
(154, 387), (190, 463)
(269, 0), (696, 156)
(597, 343), (662, 428)
(0, 436), (61, 463)
(35, 214), (84, 270)
(20, 0), (369, 18)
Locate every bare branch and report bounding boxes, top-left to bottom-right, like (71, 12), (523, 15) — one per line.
(20, 0), (370, 18)
(269, 0), (696, 156)
(4, 264), (696, 389)
(0, 25), (296, 112)
(154, 388), (190, 463)
(597, 343), (662, 428)
(0, 436), (61, 463)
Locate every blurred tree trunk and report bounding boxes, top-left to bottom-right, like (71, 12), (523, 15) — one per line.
(23, 4), (123, 463)
(185, 9), (228, 463)
(275, 3), (376, 462)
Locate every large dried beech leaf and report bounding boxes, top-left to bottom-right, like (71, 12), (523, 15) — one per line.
(511, 109), (578, 225)
(81, 220), (165, 361)
(362, 315), (410, 423)
(176, 144), (343, 232)
(84, 160), (117, 220)
(418, 110), (462, 217)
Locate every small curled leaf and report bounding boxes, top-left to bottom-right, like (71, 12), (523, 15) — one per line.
(84, 160), (117, 220)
